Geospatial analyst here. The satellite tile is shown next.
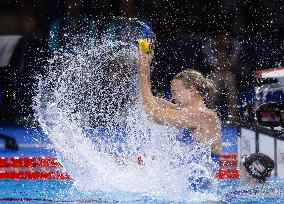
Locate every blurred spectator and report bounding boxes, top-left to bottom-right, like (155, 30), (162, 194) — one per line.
(48, 0), (97, 53)
(203, 34), (241, 124)
(0, 1), (44, 38)
(119, 0), (134, 18)
(0, 35), (25, 122)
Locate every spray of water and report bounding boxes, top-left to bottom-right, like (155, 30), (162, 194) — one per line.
(34, 17), (219, 202)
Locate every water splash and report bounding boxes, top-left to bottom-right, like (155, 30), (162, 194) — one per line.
(34, 17), (218, 202)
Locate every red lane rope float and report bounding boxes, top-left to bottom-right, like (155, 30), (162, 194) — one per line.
(25, 170), (41, 179)
(22, 157), (37, 168)
(0, 157), (68, 180)
(10, 157), (23, 168)
(0, 170), (70, 180)
(219, 153), (238, 167)
(216, 169), (240, 179)
(37, 157), (62, 168)
(0, 157), (9, 167)
(0, 157), (62, 168)
(221, 153), (237, 159)
(216, 153), (239, 179)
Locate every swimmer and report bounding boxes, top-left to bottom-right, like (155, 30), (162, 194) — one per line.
(221, 153), (275, 199)
(240, 153), (274, 186)
(136, 50), (222, 157)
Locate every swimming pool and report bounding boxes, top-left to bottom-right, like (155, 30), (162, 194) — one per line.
(1, 178), (283, 204)
(1, 126), (284, 203)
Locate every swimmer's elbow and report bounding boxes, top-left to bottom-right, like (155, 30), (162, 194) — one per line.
(211, 139), (222, 156)
(144, 108), (161, 122)
(148, 109), (170, 125)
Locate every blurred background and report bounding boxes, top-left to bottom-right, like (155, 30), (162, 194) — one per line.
(0, 0), (283, 125)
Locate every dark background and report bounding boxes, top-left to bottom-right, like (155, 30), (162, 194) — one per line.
(0, 0), (283, 124)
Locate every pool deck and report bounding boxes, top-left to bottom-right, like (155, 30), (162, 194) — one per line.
(0, 126), (55, 157)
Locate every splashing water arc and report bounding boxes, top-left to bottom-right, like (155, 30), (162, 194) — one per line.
(34, 18), (218, 200)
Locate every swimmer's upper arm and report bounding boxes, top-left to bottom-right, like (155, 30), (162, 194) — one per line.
(154, 97), (177, 109)
(149, 107), (201, 129)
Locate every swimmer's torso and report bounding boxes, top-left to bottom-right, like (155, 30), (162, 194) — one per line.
(175, 105), (222, 156)
(178, 127), (221, 164)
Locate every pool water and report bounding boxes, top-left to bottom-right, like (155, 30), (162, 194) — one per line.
(1, 127), (283, 203)
(0, 179), (178, 204)
(1, 178), (283, 204)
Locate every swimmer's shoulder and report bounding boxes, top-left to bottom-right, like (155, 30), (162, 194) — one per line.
(199, 108), (220, 125)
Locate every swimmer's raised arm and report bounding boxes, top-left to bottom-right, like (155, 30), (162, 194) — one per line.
(137, 50), (159, 114)
(137, 51), (207, 128)
(136, 51), (177, 109)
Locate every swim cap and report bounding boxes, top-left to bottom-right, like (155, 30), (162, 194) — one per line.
(242, 153), (274, 182)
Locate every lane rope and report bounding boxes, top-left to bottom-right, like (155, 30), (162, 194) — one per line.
(0, 153), (239, 180)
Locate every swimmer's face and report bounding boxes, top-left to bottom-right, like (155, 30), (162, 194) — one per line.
(170, 79), (194, 106)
